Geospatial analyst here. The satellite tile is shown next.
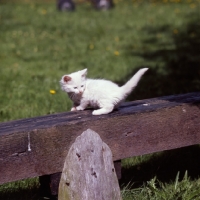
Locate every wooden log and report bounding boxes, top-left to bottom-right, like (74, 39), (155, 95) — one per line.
(58, 129), (122, 200)
(1, 92), (200, 184)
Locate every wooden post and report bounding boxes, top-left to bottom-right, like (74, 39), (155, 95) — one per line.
(114, 160), (121, 180)
(58, 129), (122, 200)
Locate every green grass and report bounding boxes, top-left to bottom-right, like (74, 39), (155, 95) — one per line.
(121, 172), (200, 200)
(121, 145), (200, 199)
(1, 0), (200, 121)
(0, 178), (40, 200)
(0, 0), (200, 199)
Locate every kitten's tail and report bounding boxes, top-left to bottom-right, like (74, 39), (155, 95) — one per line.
(120, 68), (148, 98)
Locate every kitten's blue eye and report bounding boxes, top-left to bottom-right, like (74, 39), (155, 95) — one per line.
(74, 87), (77, 89)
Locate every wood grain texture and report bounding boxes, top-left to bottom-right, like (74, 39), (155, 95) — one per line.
(1, 92), (200, 184)
(58, 129), (121, 200)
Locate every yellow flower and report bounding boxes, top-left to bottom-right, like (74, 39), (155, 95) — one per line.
(41, 9), (47, 15)
(174, 9), (180, 13)
(190, 4), (196, 9)
(50, 90), (56, 94)
(156, 33), (162, 38)
(114, 51), (120, 56)
(173, 29), (179, 34)
(190, 32), (196, 38)
(89, 44), (94, 50)
(115, 37), (119, 42)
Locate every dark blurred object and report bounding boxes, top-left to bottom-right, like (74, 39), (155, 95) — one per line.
(39, 173), (61, 200)
(57, 0), (114, 11)
(57, 0), (75, 11)
(92, 0), (114, 10)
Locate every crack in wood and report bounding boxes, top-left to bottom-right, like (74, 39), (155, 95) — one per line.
(76, 153), (81, 161)
(91, 171), (97, 178)
(11, 151), (27, 156)
(90, 167), (97, 178)
(65, 182), (70, 186)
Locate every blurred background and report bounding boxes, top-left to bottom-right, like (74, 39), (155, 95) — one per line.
(0, 0), (199, 122)
(0, 0), (200, 199)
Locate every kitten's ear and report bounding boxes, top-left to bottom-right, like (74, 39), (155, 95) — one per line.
(80, 68), (87, 77)
(63, 75), (72, 83)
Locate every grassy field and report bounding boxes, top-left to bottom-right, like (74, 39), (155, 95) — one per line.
(0, 0), (200, 199)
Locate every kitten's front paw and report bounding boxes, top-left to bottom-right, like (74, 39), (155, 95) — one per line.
(71, 107), (77, 111)
(76, 106), (84, 111)
(92, 110), (101, 115)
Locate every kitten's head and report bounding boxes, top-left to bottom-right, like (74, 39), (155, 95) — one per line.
(60, 68), (87, 95)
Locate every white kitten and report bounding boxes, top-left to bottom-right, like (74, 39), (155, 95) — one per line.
(60, 68), (148, 115)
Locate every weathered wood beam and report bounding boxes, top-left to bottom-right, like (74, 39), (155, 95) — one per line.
(0, 92), (200, 185)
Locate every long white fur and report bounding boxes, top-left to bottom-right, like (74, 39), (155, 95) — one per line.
(60, 68), (148, 115)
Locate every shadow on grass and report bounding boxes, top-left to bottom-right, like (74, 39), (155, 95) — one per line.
(119, 11), (200, 188)
(0, 182), (40, 200)
(118, 12), (200, 101)
(120, 145), (200, 188)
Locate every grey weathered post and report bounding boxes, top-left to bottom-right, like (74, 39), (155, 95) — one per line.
(58, 129), (122, 200)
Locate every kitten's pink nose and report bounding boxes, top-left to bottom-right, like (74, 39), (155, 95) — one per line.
(79, 90), (83, 94)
